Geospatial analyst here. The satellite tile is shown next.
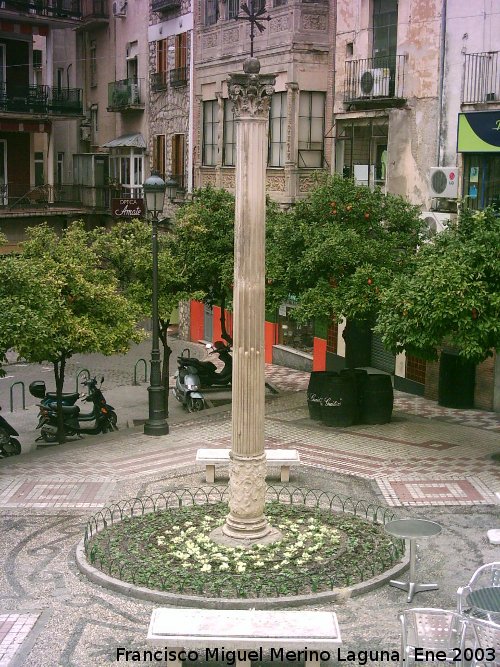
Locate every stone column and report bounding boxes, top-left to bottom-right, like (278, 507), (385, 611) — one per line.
(221, 59), (278, 543)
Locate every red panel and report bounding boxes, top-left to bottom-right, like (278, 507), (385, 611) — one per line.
(265, 321), (277, 364)
(212, 305), (221, 343)
(190, 301), (204, 342)
(313, 337), (327, 371)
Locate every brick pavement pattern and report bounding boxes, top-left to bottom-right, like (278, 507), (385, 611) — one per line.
(0, 614), (40, 667)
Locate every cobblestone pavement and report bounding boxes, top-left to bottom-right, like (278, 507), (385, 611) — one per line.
(1, 358), (500, 665)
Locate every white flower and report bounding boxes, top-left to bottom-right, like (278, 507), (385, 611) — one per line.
(219, 563), (229, 571)
(200, 563), (212, 572)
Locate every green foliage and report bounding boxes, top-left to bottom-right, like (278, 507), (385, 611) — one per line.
(265, 175), (423, 323)
(376, 207), (500, 362)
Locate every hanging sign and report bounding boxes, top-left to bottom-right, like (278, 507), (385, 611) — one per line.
(112, 198), (145, 218)
(458, 112), (500, 153)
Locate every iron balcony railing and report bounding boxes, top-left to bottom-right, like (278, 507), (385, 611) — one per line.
(344, 55), (406, 104)
(0, 84), (83, 115)
(151, 0), (180, 12)
(170, 66), (188, 88)
(80, 0), (108, 18)
(151, 71), (168, 92)
(0, 183), (111, 210)
(1, 0), (81, 18)
(107, 79), (144, 111)
(463, 51), (500, 104)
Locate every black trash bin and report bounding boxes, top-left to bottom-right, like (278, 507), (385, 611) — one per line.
(340, 368), (368, 424)
(320, 373), (357, 427)
(307, 371), (338, 420)
(360, 373), (394, 425)
(438, 350), (475, 409)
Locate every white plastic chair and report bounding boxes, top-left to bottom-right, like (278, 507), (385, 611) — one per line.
(399, 608), (466, 667)
(469, 617), (500, 666)
(457, 562), (500, 614)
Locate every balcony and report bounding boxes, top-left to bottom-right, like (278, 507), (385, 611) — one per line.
(151, 71), (168, 92)
(0, 183), (110, 212)
(78, 0), (108, 27)
(107, 79), (144, 112)
(344, 55), (406, 108)
(463, 51), (500, 104)
(170, 66), (188, 88)
(0, 84), (83, 116)
(0, 0), (81, 19)
(151, 0), (180, 13)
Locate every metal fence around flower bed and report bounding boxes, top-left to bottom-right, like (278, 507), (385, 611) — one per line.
(83, 485), (405, 598)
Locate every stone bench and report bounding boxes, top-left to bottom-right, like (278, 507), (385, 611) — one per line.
(147, 608), (341, 666)
(196, 448), (300, 483)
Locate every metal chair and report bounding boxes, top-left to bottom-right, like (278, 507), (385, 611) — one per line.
(399, 608), (467, 666)
(457, 562), (500, 614)
(469, 617), (500, 666)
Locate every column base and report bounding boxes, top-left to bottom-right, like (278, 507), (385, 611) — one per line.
(210, 524), (282, 548)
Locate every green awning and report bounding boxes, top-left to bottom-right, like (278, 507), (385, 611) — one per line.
(458, 112), (500, 152)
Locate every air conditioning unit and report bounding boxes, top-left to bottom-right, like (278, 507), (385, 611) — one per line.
(429, 167), (459, 198)
(420, 211), (450, 236)
(112, 0), (127, 16)
(358, 68), (390, 98)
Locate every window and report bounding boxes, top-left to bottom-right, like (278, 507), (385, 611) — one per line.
(335, 119), (388, 189)
(34, 151), (44, 186)
(277, 303), (314, 353)
(462, 154), (500, 211)
(205, 0), (218, 25)
(157, 39), (167, 73)
(109, 148), (145, 198)
(153, 134), (166, 178)
(90, 41), (97, 87)
(56, 67), (64, 91)
(298, 91), (325, 168)
(32, 49), (42, 69)
(373, 0), (398, 61)
(202, 100), (219, 166)
(171, 134), (185, 190)
(326, 319), (338, 354)
(268, 91), (286, 167)
(228, 0), (239, 19)
(90, 105), (98, 141)
(171, 33), (188, 87)
(57, 152), (64, 186)
(223, 99), (236, 167)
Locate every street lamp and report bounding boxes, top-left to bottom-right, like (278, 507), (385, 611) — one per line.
(165, 175), (178, 202)
(143, 170), (169, 436)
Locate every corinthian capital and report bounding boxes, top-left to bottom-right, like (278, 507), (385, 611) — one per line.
(228, 61), (276, 119)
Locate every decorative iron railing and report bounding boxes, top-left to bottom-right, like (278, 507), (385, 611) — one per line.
(151, 0), (180, 12)
(1, 183), (111, 210)
(80, 0), (108, 18)
(344, 54), (406, 104)
(463, 51), (500, 104)
(170, 66), (188, 88)
(1, 0), (81, 19)
(151, 71), (168, 92)
(0, 84), (83, 115)
(107, 79), (144, 110)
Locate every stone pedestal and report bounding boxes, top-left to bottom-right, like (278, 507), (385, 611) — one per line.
(221, 59), (277, 544)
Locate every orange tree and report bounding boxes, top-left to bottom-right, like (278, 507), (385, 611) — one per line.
(265, 174), (424, 328)
(376, 207), (500, 362)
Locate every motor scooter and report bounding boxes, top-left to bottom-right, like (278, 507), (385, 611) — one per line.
(29, 380), (80, 407)
(172, 341), (232, 412)
(0, 406), (21, 457)
(35, 376), (118, 443)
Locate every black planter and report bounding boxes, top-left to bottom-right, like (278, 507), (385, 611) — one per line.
(340, 368), (368, 424)
(438, 351), (475, 409)
(360, 373), (393, 425)
(307, 371), (338, 420)
(320, 373), (357, 427)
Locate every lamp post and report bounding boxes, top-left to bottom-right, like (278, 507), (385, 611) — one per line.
(143, 170), (169, 436)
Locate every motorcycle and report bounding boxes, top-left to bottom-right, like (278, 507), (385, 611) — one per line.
(29, 379), (80, 408)
(35, 376), (118, 443)
(172, 341), (232, 412)
(0, 406), (21, 457)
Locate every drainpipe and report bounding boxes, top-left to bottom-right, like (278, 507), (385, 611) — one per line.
(436, 0), (447, 167)
(188, 27), (194, 193)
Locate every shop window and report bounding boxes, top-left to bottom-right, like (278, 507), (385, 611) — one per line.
(298, 91), (325, 168)
(223, 99), (236, 167)
(268, 91), (286, 167)
(462, 154), (500, 211)
(326, 319), (338, 354)
(202, 100), (219, 166)
(405, 354), (426, 385)
(277, 304), (314, 353)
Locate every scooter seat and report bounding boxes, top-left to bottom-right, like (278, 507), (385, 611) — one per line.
(47, 403), (80, 416)
(45, 392), (80, 402)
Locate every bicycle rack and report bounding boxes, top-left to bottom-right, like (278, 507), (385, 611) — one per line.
(75, 369), (91, 392)
(133, 358), (148, 385)
(9, 381), (26, 412)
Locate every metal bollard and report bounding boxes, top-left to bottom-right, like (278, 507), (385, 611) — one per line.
(9, 381), (26, 412)
(75, 369), (91, 393)
(133, 358), (148, 385)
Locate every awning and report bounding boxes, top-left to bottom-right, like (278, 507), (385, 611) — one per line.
(458, 111), (500, 153)
(102, 133), (146, 149)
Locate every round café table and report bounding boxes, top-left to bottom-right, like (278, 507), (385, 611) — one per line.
(384, 518), (442, 603)
(466, 587), (500, 620)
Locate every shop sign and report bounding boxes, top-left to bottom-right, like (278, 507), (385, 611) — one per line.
(112, 198), (145, 218)
(458, 111), (500, 152)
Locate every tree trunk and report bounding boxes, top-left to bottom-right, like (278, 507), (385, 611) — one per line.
(219, 293), (233, 345)
(53, 355), (67, 444)
(159, 318), (171, 417)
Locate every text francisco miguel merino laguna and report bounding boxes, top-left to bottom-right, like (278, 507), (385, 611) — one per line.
(117, 647), (410, 664)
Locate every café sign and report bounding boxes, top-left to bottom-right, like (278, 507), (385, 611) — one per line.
(112, 198), (145, 218)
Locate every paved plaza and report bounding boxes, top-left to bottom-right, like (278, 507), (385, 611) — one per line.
(1, 353), (500, 666)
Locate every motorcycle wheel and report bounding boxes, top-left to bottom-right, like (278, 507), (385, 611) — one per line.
(106, 412), (118, 432)
(187, 397), (204, 413)
(2, 438), (21, 456)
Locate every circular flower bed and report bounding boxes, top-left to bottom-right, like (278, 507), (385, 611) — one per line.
(86, 497), (403, 598)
